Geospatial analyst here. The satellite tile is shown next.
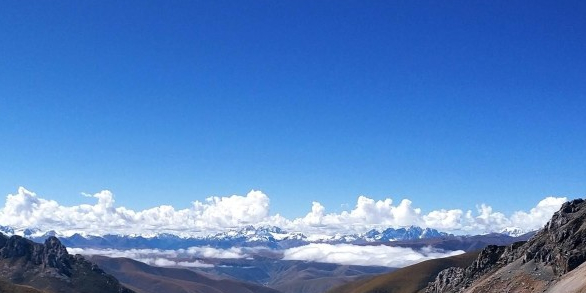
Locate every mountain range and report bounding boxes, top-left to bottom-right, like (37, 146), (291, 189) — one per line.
(0, 224), (532, 251)
(2, 200), (584, 293)
(0, 223), (533, 293)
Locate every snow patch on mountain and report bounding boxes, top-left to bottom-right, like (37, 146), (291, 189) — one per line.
(0, 224), (460, 251)
(499, 227), (527, 237)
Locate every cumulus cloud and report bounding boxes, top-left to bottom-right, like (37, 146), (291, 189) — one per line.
(510, 197), (568, 229)
(0, 187), (271, 235)
(0, 187), (568, 236)
(283, 243), (464, 267)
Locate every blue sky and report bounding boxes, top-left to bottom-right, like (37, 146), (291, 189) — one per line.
(1, 1), (585, 220)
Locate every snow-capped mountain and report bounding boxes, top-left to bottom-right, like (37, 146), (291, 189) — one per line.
(498, 227), (527, 237)
(362, 226), (447, 242)
(208, 225), (306, 242)
(0, 225), (14, 235)
(169, 225), (450, 247)
(0, 224), (459, 250)
(0, 225), (43, 237)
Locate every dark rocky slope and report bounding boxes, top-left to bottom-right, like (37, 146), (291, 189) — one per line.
(0, 233), (133, 293)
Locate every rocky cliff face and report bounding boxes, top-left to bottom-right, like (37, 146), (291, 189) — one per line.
(425, 199), (586, 293)
(517, 199), (586, 275)
(0, 233), (133, 293)
(425, 242), (525, 292)
(1, 235), (70, 273)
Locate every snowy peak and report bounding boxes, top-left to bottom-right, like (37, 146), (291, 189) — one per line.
(0, 225), (14, 235)
(209, 225), (306, 245)
(361, 226), (448, 242)
(498, 227), (527, 237)
(208, 225), (449, 244)
(4, 224), (464, 250)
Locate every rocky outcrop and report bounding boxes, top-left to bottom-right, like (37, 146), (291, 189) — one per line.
(517, 199), (586, 275)
(426, 198), (586, 293)
(0, 233), (134, 293)
(425, 244), (509, 292)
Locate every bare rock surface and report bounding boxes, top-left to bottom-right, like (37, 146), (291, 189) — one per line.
(425, 199), (586, 293)
(0, 233), (134, 293)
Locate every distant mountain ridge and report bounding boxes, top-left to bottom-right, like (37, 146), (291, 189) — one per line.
(0, 224), (529, 250)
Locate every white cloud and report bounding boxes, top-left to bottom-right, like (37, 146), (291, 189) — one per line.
(67, 246), (250, 260)
(143, 257), (178, 267)
(191, 190), (270, 228)
(66, 246), (249, 268)
(181, 246), (249, 259)
(509, 197), (568, 229)
(67, 247), (178, 259)
(0, 187), (568, 236)
(135, 258), (213, 268)
(290, 196), (424, 235)
(283, 243), (464, 267)
(176, 260), (214, 268)
(423, 209), (465, 230)
(0, 187), (271, 235)
(69, 245), (461, 269)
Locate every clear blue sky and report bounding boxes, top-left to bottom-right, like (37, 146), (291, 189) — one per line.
(1, 1), (585, 218)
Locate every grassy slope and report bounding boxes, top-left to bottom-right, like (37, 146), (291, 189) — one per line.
(326, 251), (479, 293)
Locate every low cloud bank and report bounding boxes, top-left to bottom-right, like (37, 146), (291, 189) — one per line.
(68, 246), (249, 259)
(0, 187), (567, 236)
(69, 244), (462, 268)
(136, 258), (213, 268)
(283, 243), (464, 267)
(67, 246), (252, 268)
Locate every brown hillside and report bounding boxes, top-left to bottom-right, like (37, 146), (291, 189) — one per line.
(89, 255), (282, 293)
(327, 251), (478, 293)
